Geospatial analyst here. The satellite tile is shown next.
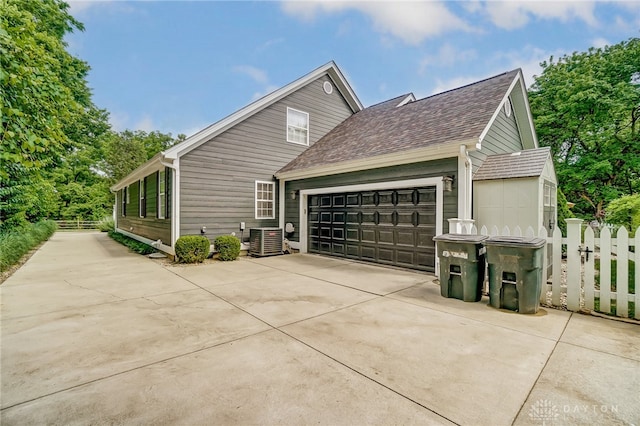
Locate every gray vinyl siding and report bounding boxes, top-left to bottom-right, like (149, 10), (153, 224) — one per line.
(283, 158), (459, 243)
(180, 76), (355, 243)
(116, 171), (171, 245)
(469, 103), (523, 173)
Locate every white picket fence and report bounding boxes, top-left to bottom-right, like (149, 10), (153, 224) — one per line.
(455, 218), (639, 320)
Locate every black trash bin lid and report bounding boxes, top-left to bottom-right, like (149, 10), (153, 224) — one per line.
(485, 236), (546, 248)
(433, 233), (489, 243)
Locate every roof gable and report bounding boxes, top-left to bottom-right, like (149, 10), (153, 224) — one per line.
(162, 61), (362, 160)
(473, 147), (551, 181)
(277, 69), (523, 177)
(111, 61), (362, 191)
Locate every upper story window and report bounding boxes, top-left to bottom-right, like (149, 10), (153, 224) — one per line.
(287, 107), (309, 146)
(255, 181), (275, 219)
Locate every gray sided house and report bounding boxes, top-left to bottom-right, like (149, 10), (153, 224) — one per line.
(112, 63), (553, 274)
(110, 62), (362, 253)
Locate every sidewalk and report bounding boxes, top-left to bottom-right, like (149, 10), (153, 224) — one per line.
(1, 232), (638, 425)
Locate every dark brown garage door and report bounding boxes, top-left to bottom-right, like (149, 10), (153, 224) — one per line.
(308, 187), (436, 272)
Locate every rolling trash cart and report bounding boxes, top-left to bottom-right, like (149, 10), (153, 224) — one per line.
(433, 234), (488, 302)
(484, 236), (546, 314)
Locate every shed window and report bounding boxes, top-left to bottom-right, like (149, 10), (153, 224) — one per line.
(255, 181), (275, 219)
(287, 107), (309, 145)
(544, 182), (552, 206)
(158, 171), (166, 219)
(139, 179), (146, 218)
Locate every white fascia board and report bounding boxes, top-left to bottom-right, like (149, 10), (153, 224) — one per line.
(275, 141), (471, 181)
(515, 71), (539, 149)
(110, 153), (169, 192)
(164, 61), (362, 161)
(477, 70), (538, 150)
(396, 93), (416, 107)
(477, 72), (520, 150)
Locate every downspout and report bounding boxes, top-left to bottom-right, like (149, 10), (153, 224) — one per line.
(457, 145), (473, 222)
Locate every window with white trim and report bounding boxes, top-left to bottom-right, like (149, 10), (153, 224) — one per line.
(255, 181), (275, 219)
(286, 107), (309, 145)
(121, 187), (127, 217)
(158, 170), (166, 219)
(139, 179), (146, 218)
(544, 182), (551, 206)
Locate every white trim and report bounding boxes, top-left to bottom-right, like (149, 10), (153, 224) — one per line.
(276, 142), (468, 181)
(171, 160), (180, 247)
(457, 145), (473, 220)
(396, 93), (416, 107)
(139, 179), (145, 218)
(297, 177), (444, 258)
(286, 107), (309, 146)
(255, 180), (275, 219)
(278, 180), (285, 230)
(115, 227), (175, 256)
(477, 72), (520, 149)
(163, 62), (362, 160)
(110, 153), (166, 192)
(477, 70), (538, 150)
(158, 169), (166, 220)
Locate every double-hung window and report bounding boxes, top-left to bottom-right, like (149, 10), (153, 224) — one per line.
(158, 170), (166, 219)
(255, 181), (275, 219)
(286, 107), (309, 145)
(139, 179), (146, 218)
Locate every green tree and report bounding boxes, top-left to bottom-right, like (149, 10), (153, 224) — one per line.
(606, 194), (640, 232)
(557, 188), (575, 236)
(529, 38), (640, 220)
(0, 0), (109, 230)
(101, 130), (184, 182)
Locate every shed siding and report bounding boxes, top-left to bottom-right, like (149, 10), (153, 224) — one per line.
(116, 170), (171, 245)
(180, 76), (354, 242)
(283, 158), (459, 243)
(469, 105), (523, 172)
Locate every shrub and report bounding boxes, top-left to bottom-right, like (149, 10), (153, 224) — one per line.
(0, 220), (57, 273)
(97, 217), (115, 232)
(107, 230), (156, 255)
(175, 235), (210, 263)
(214, 235), (241, 261)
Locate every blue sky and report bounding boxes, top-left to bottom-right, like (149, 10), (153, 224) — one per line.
(66, 1), (640, 137)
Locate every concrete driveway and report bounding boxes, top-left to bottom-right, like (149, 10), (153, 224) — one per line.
(1, 232), (638, 425)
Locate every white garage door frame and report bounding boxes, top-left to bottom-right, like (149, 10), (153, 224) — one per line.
(297, 177), (444, 269)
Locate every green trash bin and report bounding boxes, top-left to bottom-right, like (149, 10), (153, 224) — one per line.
(484, 236), (546, 314)
(433, 234), (488, 302)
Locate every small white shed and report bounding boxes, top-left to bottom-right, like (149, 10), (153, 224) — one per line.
(473, 147), (557, 236)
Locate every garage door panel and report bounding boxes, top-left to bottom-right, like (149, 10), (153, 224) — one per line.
(362, 228), (376, 243)
(378, 229), (394, 244)
(308, 186), (437, 272)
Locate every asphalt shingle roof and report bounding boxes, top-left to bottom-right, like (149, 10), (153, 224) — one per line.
(473, 147), (551, 181)
(278, 69), (520, 175)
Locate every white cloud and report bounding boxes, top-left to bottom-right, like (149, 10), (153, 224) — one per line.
(281, 1), (473, 44)
(108, 111), (129, 132)
(419, 43), (478, 74)
(427, 44), (564, 96)
(67, 0), (137, 18)
(133, 115), (156, 132)
(251, 85), (280, 101)
(482, 1), (598, 30)
(591, 37), (610, 49)
(234, 65), (269, 85)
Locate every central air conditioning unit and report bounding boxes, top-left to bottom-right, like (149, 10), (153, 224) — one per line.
(249, 228), (283, 257)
